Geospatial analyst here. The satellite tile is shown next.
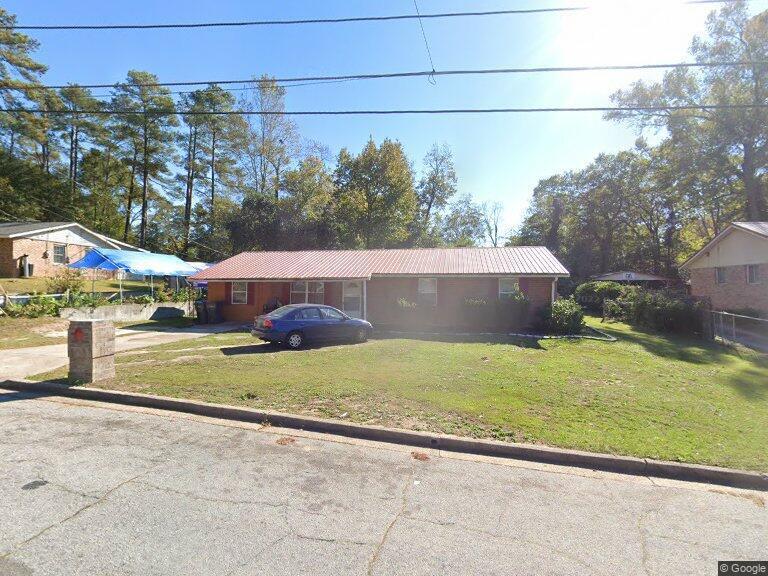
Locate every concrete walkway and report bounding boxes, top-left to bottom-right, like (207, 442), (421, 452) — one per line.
(0, 391), (764, 576)
(0, 322), (242, 380)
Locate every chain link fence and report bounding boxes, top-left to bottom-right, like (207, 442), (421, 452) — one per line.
(711, 311), (768, 353)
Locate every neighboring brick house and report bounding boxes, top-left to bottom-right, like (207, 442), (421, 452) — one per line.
(0, 221), (141, 279)
(191, 247), (569, 331)
(681, 222), (768, 315)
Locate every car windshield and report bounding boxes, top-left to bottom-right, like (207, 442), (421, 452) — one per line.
(266, 305), (302, 318)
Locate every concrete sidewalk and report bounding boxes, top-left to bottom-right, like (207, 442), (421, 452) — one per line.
(0, 322), (241, 380)
(0, 391), (765, 576)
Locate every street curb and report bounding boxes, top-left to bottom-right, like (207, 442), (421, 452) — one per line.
(3, 379), (766, 492)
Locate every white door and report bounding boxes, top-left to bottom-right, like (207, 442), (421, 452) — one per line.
(342, 281), (363, 319)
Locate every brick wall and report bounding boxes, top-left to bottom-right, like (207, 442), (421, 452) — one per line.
(1, 237), (94, 278)
(689, 264), (768, 314)
(0, 238), (13, 276)
(208, 276), (558, 330)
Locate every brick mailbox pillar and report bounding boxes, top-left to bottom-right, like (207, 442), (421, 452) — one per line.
(68, 320), (116, 383)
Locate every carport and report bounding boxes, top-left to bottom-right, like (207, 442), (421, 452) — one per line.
(69, 248), (200, 299)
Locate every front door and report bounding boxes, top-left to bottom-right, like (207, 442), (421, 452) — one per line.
(342, 281), (363, 319)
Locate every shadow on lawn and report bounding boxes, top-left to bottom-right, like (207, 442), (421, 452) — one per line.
(372, 332), (544, 349)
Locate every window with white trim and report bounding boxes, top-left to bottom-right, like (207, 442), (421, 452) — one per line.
(715, 267), (727, 284)
(417, 278), (437, 307)
(498, 277), (520, 299)
(53, 244), (67, 265)
(290, 281), (324, 304)
(231, 281), (248, 305)
(747, 264), (760, 285)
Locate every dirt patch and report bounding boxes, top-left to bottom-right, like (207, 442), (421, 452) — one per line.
(411, 451), (430, 462)
(709, 489), (765, 508)
(276, 437), (296, 446)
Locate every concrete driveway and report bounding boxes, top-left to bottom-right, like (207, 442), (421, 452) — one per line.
(0, 322), (241, 380)
(0, 391), (764, 576)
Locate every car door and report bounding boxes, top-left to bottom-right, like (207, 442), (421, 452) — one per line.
(296, 307), (324, 341)
(320, 306), (348, 340)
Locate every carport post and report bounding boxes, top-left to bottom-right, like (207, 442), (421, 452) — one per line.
(363, 280), (367, 320)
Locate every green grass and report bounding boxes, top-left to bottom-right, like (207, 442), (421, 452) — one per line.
(0, 316), (196, 350)
(33, 317), (768, 471)
(0, 276), (149, 295)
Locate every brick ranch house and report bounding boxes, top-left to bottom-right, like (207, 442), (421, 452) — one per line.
(0, 221), (141, 279)
(191, 247), (570, 331)
(681, 221), (768, 315)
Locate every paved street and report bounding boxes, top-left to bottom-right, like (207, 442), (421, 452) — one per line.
(0, 322), (241, 380)
(0, 390), (765, 576)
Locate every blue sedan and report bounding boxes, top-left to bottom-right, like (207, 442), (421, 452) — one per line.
(251, 303), (373, 349)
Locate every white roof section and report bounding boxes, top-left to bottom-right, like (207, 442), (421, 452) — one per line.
(0, 221), (144, 252)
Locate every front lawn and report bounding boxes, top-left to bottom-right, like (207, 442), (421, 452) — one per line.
(0, 276), (149, 295)
(0, 316), (196, 349)
(33, 318), (768, 471)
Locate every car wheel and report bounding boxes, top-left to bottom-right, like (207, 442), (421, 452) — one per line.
(355, 328), (368, 343)
(286, 331), (304, 350)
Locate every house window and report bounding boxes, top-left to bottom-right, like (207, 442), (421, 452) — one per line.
(417, 278), (437, 307)
(747, 264), (760, 285)
(231, 281), (248, 305)
(499, 277), (520, 299)
(290, 281), (324, 304)
(715, 267), (727, 284)
(53, 244), (67, 265)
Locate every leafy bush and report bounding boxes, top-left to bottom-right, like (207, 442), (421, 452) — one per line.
(604, 287), (707, 334)
(536, 297), (585, 335)
(574, 281), (623, 313)
(4, 296), (63, 318)
(126, 294), (155, 304)
(171, 287), (201, 302)
(67, 291), (109, 308)
(45, 269), (85, 294)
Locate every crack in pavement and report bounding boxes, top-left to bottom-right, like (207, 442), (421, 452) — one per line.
(223, 533), (290, 576)
(0, 432), (191, 559)
(365, 463), (414, 576)
(0, 469), (149, 560)
(133, 480), (289, 508)
(294, 533), (372, 547)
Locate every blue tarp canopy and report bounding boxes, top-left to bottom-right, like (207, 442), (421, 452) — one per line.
(69, 248), (199, 277)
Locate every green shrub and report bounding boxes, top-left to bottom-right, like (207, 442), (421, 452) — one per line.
(4, 296), (63, 318)
(67, 291), (109, 308)
(536, 297), (585, 335)
(604, 287), (706, 335)
(45, 269), (85, 294)
(171, 287), (201, 302)
(126, 294), (154, 304)
(574, 281), (623, 313)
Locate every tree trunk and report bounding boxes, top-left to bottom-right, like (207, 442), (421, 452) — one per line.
(210, 128), (216, 231)
(742, 142), (767, 220)
(123, 147), (138, 242)
(139, 124), (149, 248)
(183, 126), (197, 258)
(71, 126), (79, 201)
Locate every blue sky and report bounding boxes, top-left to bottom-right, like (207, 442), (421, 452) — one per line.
(4, 0), (736, 234)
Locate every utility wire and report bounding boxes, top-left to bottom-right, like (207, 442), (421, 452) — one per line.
(413, 0), (437, 83)
(2, 1), (746, 30)
(6, 60), (768, 92)
(1, 104), (767, 116)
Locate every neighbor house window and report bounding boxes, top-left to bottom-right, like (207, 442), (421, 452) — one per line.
(417, 278), (437, 307)
(290, 281), (324, 304)
(715, 267), (727, 284)
(53, 244), (67, 264)
(231, 281), (248, 305)
(747, 264), (760, 284)
(499, 277), (520, 299)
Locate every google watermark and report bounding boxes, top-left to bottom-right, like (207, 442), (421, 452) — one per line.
(719, 562), (767, 575)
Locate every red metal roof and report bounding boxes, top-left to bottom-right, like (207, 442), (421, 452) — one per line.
(192, 247), (569, 281)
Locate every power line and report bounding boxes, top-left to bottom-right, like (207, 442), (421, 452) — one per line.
(6, 60), (768, 92)
(2, 1), (744, 31)
(1, 104), (767, 116)
(412, 0), (436, 83)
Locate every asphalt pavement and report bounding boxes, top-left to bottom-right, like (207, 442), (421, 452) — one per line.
(0, 390), (765, 576)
